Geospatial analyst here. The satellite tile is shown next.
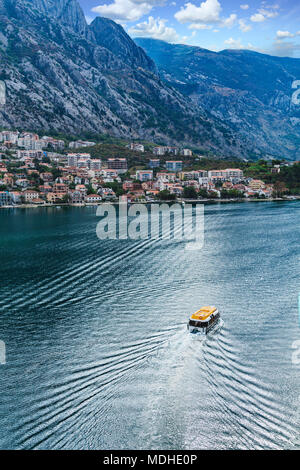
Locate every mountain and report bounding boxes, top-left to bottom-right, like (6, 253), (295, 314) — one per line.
(0, 0), (240, 156)
(2, 0), (299, 159)
(89, 17), (156, 73)
(135, 38), (300, 160)
(0, 0), (88, 34)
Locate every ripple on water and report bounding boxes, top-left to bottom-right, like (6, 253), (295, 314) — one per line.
(0, 203), (299, 449)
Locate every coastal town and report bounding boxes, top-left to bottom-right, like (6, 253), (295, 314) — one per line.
(0, 131), (299, 207)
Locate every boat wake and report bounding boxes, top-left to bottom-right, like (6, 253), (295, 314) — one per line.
(138, 321), (297, 450)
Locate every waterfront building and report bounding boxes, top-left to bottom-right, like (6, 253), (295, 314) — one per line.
(69, 190), (83, 204)
(85, 194), (102, 203)
(10, 192), (22, 204)
(0, 191), (11, 206)
(249, 179), (265, 190)
(23, 190), (39, 202)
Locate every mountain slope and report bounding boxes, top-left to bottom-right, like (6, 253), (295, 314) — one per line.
(0, 0), (88, 34)
(0, 0), (241, 156)
(89, 17), (156, 73)
(135, 38), (300, 160)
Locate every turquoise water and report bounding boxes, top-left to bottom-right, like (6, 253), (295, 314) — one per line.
(0, 202), (299, 449)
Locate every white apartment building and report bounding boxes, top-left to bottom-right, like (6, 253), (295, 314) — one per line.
(156, 172), (176, 183)
(41, 136), (65, 150)
(198, 177), (209, 187)
(17, 133), (43, 150)
(17, 149), (45, 160)
(224, 169), (244, 179)
(136, 170), (153, 181)
(89, 159), (102, 171)
(208, 169), (243, 182)
(130, 143), (145, 152)
(69, 141), (96, 149)
(67, 153), (91, 167)
(181, 149), (192, 157)
(153, 146), (179, 156)
(0, 131), (19, 144)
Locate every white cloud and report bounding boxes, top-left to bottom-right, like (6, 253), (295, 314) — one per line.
(223, 13), (237, 28)
(174, 0), (222, 24)
(275, 30), (300, 40)
(276, 30), (295, 39)
(250, 13), (266, 23)
(259, 8), (278, 19)
(224, 37), (255, 50)
(239, 19), (252, 32)
(250, 5), (279, 23)
(224, 38), (244, 49)
(129, 16), (180, 42)
(174, 0), (237, 29)
(188, 23), (213, 30)
(92, 0), (160, 22)
(240, 4), (249, 10)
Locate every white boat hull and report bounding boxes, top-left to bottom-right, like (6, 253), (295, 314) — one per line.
(187, 310), (221, 336)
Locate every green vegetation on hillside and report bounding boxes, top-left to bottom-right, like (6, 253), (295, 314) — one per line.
(243, 160), (300, 194)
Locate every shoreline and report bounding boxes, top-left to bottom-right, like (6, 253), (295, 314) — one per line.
(1, 196), (299, 209)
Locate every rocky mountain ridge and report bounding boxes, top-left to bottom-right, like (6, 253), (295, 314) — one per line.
(135, 38), (300, 160)
(0, 0), (240, 156)
(1, 0), (299, 159)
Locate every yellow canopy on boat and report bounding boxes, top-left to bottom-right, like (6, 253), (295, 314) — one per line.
(191, 306), (216, 321)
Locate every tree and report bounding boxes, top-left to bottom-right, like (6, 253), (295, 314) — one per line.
(220, 189), (244, 199)
(198, 189), (209, 199)
(51, 167), (62, 180)
(86, 184), (96, 195)
(62, 194), (71, 204)
(273, 181), (288, 197)
(104, 182), (125, 197)
(157, 190), (176, 201)
(183, 186), (198, 199)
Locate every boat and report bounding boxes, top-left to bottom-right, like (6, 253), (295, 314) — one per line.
(187, 306), (220, 335)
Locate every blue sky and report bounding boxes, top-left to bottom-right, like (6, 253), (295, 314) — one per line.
(79, 0), (300, 57)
